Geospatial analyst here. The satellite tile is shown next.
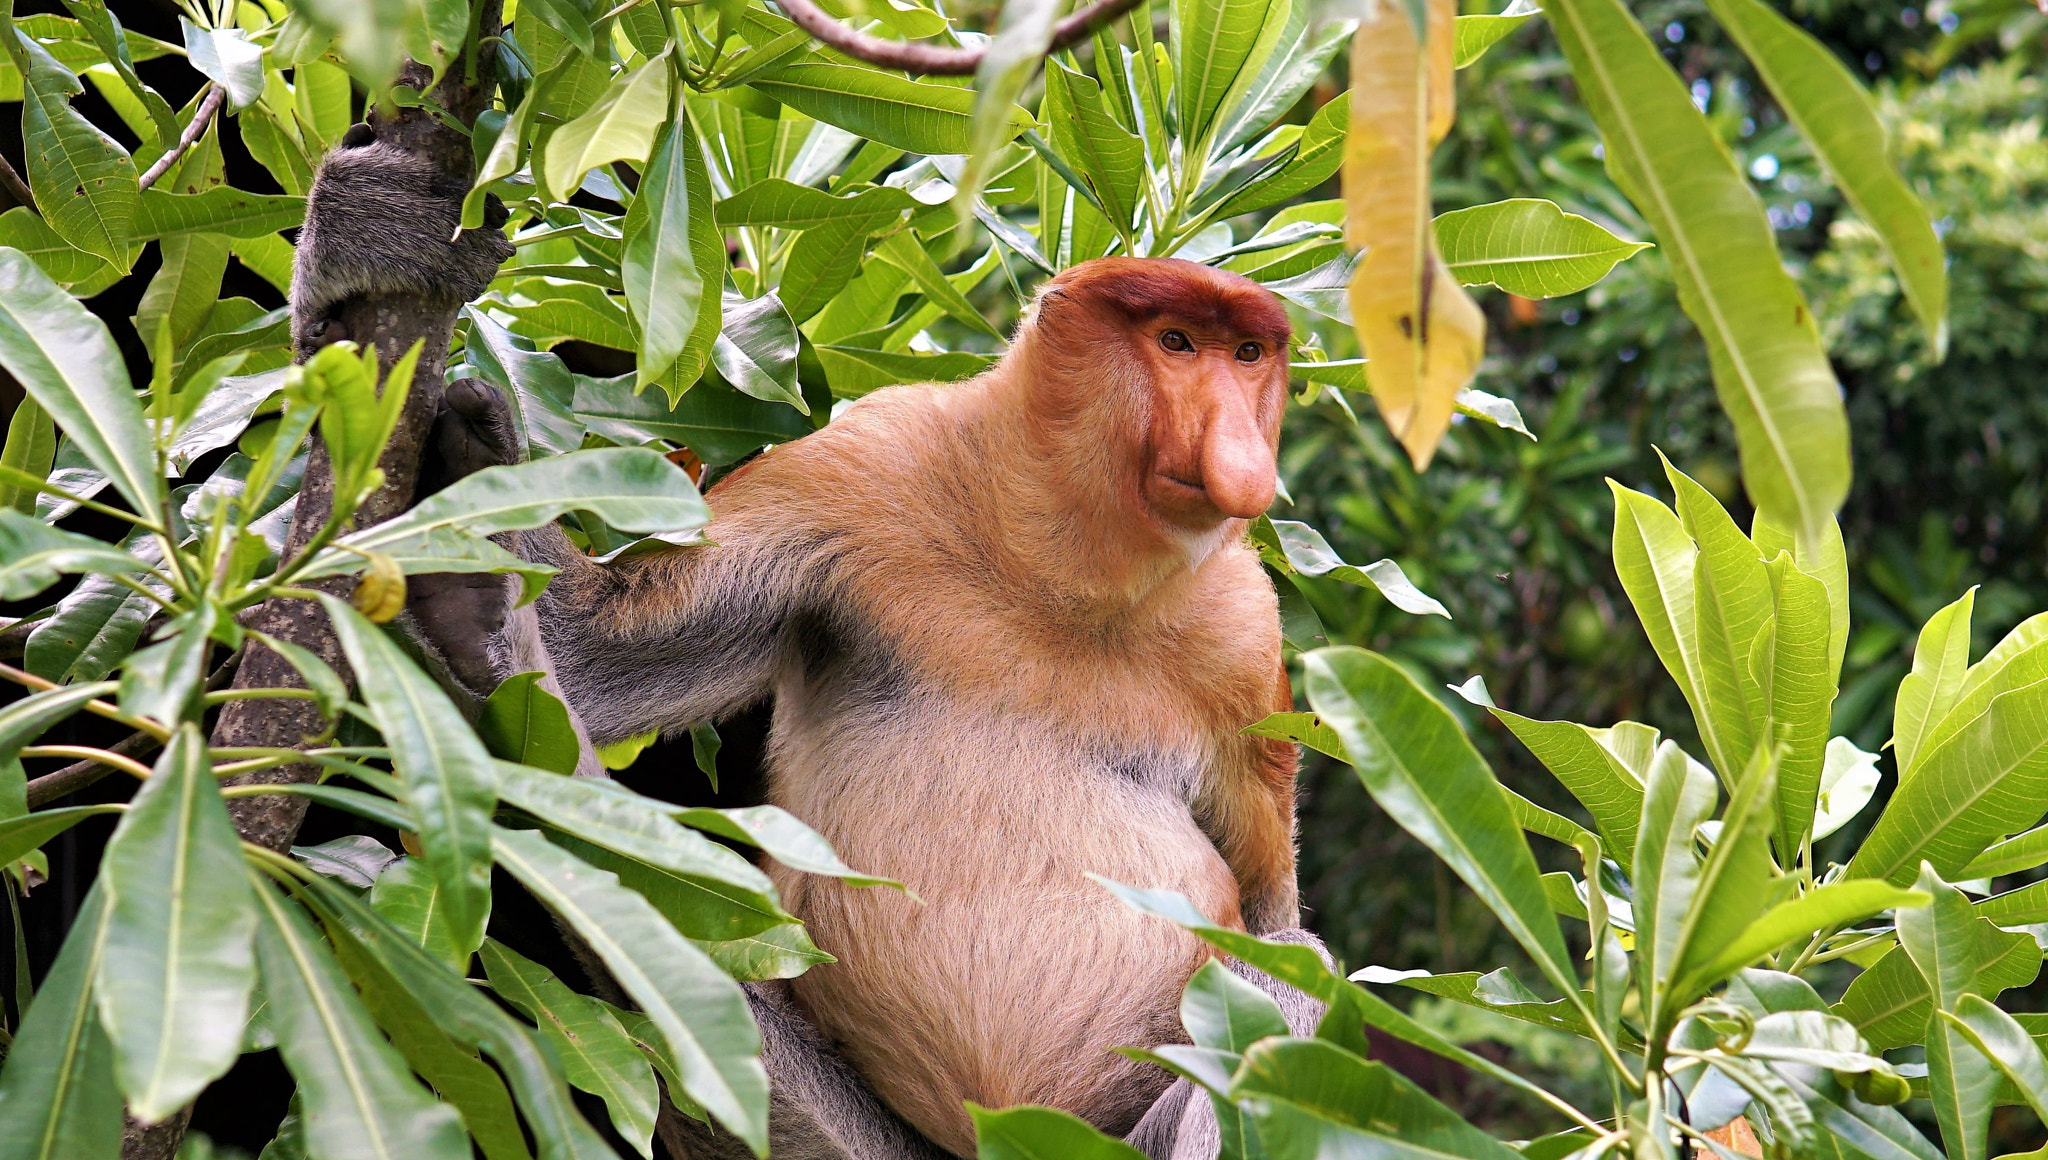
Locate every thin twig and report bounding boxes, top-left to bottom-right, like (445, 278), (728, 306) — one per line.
(25, 730), (163, 807)
(21, 746), (155, 781)
(773, 0), (1146, 75)
(137, 84), (226, 193)
(0, 152), (34, 216)
(21, 652), (241, 807)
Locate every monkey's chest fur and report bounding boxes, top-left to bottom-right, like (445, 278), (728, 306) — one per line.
(757, 596), (1266, 1156)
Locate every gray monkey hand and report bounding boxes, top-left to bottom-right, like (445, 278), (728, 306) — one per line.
(405, 379), (524, 701)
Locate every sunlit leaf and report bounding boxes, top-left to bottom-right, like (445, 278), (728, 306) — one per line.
(1434, 197), (1649, 297)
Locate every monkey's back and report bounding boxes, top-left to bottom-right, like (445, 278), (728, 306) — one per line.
(707, 384), (1287, 1155)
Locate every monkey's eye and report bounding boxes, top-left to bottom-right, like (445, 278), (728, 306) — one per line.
(1160, 329), (1193, 353)
(1235, 342), (1263, 363)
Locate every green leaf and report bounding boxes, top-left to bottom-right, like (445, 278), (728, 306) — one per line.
(0, 250), (157, 515)
(970, 1105), (1148, 1160)
(1353, 965), (1602, 1040)
(319, 596), (498, 960)
(778, 218), (893, 325)
(1434, 198), (1649, 298)
(1895, 587), (1977, 780)
(672, 803), (902, 890)
(1231, 1038), (1525, 1160)
(960, 0), (1059, 215)
(1214, 94), (1345, 220)
(134, 189), (306, 241)
(622, 115), (722, 399)
(495, 278), (636, 351)
(0, 394), (54, 515)
(0, 509), (146, 600)
(0, 805), (121, 870)
(1899, 865), (2001, 1160)
(1251, 517), (1449, 617)
(1303, 648), (1580, 1013)
(249, 878), (471, 1160)
(1848, 671), (2048, 885)
(1701, 0), (1946, 355)
(320, 921), (534, 1160)
(1837, 914), (2040, 1051)
(326, 448), (708, 563)
(1172, 0), (1291, 149)
(0, 887), (119, 1160)
(0, 207), (109, 288)
(1942, 996), (2048, 1124)
(118, 604), (217, 728)
(694, 922), (833, 982)
(479, 673), (580, 775)
(1182, 959), (1289, 1053)
(1609, 482), (1710, 738)
(1665, 458), (1774, 786)
(546, 63), (671, 197)
(177, 19), (262, 108)
(1543, 0), (1848, 539)
(812, 345), (995, 399)
(480, 940), (659, 1158)
(572, 374), (810, 466)
(1213, 6), (1352, 154)
(714, 179), (916, 228)
(1962, 821), (2048, 880)
(1682, 880), (1929, 993)
(1455, 0), (1539, 67)
(94, 725), (256, 1121)
(295, 876), (620, 1160)
(495, 764), (791, 939)
(459, 308), (585, 458)
(293, 836), (398, 890)
(1488, 708), (1646, 864)
(1664, 746), (1779, 1013)
(872, 230), (1005, 341)
(492, 828), (768, 1153)
(1040, 60), (1144, 237)
(1631, 740), (1716, 1020)
(0, 18), (137, 265)
(751, 58), (1030, 156)
(367, 857), (479, 973)
(712, 290), (805, 413)
(1758, 554), (1835, 859)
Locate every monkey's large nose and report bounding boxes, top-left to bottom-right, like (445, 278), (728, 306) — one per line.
(1199, 406), (1276, 519)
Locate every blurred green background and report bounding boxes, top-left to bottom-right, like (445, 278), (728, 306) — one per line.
(1255, 0), (2048, 1133)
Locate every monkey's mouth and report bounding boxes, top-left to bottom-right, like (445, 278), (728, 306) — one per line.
(1154, 471), (1206, 495)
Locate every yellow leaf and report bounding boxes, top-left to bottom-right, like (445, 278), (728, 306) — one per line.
(1344, 0), (1485, 471)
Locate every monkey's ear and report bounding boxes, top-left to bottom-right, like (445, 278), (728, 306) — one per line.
(340, 122), (376, 149)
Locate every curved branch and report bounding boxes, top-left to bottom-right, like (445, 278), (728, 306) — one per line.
(137, 84), (227, 193)
(773, 0), (1147, 75)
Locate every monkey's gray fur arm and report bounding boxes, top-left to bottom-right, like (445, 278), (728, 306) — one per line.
(1127, 929), (1333, 1160)
(662, 982), (954, 1160)
(291, 122), (513, 353)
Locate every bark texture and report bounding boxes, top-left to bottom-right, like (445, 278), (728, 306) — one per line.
(120, 28), (503, 1160)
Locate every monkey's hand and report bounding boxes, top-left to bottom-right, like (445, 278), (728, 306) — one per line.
(291, 122), (515, 353)
(403, 379), (525, 704)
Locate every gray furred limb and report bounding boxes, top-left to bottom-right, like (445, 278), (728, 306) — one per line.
(291, 123), (513, 354)
(409, 378), (817, 745)
(1127, 928), (1331, 1160)
(661, 982), (952, 1160)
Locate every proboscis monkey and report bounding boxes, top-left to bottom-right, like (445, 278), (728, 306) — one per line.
(401, 256), (1332, 1160)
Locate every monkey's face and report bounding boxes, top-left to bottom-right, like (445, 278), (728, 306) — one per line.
(1130, 320), (1287, 529)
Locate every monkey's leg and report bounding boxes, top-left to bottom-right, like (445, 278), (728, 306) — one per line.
(291, 123), (512, 353)
(1126, 929), (1332, 1160)
(661, 981), (953, 1160)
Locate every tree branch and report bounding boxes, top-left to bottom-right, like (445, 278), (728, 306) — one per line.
(137, 84), (226, 193)
(773, 0), (1147, 74)
(0, 152), (33, 216)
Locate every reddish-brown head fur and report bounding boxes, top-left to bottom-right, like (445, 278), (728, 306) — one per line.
(1012, 258), (1291, 542)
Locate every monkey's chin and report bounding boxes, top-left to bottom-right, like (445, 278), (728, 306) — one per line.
(1166, 520), (1233, 569)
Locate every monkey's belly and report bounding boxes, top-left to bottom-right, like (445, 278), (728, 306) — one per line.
(772, 773), (1239, 1157)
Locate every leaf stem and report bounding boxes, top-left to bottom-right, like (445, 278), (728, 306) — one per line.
(18, 745), (154, 780)
(137, 84), (227, 193)
(0, 664), (170, 740)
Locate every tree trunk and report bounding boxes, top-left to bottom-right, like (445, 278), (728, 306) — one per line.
(119, 26), (502, 1160)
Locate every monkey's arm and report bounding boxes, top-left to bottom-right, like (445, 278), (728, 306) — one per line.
(1197, 665), (1303, 935)
(407, 380), (833, 748)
